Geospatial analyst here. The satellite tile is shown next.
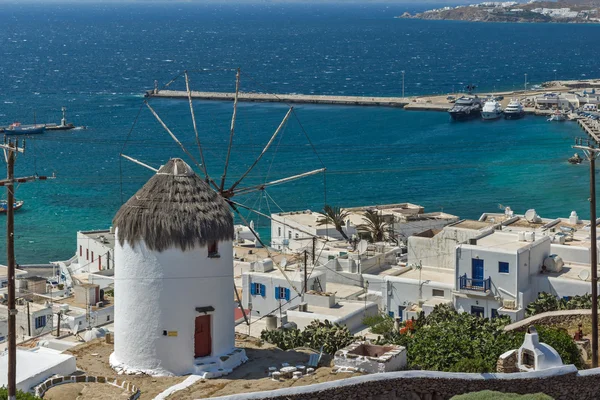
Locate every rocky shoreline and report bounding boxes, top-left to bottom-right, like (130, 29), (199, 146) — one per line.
(399, 1), (600, 24)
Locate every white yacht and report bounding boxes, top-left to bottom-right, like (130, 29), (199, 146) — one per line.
(481, 99), (503, 120)
(548, 109), (566, 122)
(504, 99), (525, 120)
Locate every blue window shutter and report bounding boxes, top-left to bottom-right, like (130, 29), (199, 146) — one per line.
(285, 288), (290, 301)
(250, 283), (256, 296)
(260, 284), (266, 297)
(275, 287), (280, 299)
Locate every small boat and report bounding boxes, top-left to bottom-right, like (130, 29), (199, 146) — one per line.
(481, 99), (503, 120)
(504, 99), (525, 120)
(548, 110), (566, 122)
(568, 153), (583, 165)
(0, 200), (24, 213)
(4, 122), (45, 135)
(448, 96), (483, 121)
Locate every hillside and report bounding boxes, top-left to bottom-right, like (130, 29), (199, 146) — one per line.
(399, 1), (600, 23)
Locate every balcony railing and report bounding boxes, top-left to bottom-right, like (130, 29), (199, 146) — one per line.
(459, 274), (491, 293)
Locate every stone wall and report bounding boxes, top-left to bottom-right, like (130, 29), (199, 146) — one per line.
(496, 350), (519, 373)
(35, 375), (140, 399)
(209, 366), (600, 400)
(503, 310), (592, 332)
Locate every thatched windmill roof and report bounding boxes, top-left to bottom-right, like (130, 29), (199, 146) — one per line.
(113, 158), (234, 252)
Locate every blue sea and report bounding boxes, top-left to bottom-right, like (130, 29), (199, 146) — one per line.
(1, 2), (599, 264)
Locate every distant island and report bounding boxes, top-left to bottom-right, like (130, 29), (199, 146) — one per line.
(399, 1), (600, 24)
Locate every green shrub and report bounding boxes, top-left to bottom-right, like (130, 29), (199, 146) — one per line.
(363, 313), (395, 335)
(451, 391), (553, 400)
(261, 319), (356, 354)
(449, 357), (491, 373)
(0, 387), (42, 400)
(526, 292), (596, 317)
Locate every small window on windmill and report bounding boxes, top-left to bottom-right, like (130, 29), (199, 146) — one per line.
(208, 241), (220, 258)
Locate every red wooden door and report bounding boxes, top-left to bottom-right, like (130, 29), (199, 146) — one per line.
(194, 315), (211, 358)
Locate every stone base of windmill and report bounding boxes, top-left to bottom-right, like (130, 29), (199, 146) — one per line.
(193, 348), (248, 378)
(109, 348), (248, 378)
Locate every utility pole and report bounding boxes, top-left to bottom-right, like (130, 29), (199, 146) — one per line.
(311, 236), (316, 266)
(574, 138), (599, 368)
(0, 138), (54, 400)
(304, 250), (308, 294)
(524, 73), (528, 92)
(27, 301), (31, 337)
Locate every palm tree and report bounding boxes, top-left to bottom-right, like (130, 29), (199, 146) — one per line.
(357, 209), (389, 243)
(316, 205), (350, 241)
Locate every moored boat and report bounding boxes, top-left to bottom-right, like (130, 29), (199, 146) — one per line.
(4, 122), (45, 135)
(481, 99), (503, 120)
(548, 110), (566, 122)
(504, 99), (525, 120)
(0, 200), (24, 213)
(448, 96), (482, 121)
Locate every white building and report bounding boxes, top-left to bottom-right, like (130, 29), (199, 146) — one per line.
(384, 267), (454, 322)
(109, 158), (246, 377)
(76, 229), (115, 272)
(454, 231), (551, 321)
(241, 262), (326, 319)
(387, 208), (600, 323)
(1, 301), (54, 339)
(0, 348), (76, 393)
(270, 203), (458, 252)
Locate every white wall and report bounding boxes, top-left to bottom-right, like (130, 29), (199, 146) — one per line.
(454, 296), (502, 319)
(56, 305), (115, 334)
(241, 271), (326, 318)
(0, 319), (7, 343)
(385, 274), (453, 321)
(77, 231), (114, 273)
(408, 226), (491, 269)
(112, 234), (236, 376)
(286, 300), (378, 333)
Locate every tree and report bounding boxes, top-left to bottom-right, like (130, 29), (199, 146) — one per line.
(357, 209), (389, 243)
(316, 205), (350, 241)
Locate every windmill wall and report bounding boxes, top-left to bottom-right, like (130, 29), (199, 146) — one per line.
(110, 232), (236, 376)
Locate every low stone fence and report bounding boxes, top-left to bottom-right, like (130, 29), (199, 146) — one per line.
(208, 366), (600, 400)
(35, 375), (140, 399)
(503, 310), (592, 332)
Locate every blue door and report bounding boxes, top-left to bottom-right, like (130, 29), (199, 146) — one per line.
(398, 306), (405, 322)
(472, 258), (484, 287)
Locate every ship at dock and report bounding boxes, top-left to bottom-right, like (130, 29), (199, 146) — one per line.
(481, 98), (503, 120)
(504, 99), (525, 120)
(448, 96), (482, 121)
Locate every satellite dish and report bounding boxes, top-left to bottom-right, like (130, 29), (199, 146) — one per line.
(357, 240), (368, 255)
(281, 257), (288, 268)
(579, 269), (590, 281)
(524, 209), (538, 223)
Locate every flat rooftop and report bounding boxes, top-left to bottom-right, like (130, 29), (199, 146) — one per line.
(295, 300), (367, 318)
(394, 267), (455, 285)
(79, 230), (115, 248)
(547, 262), (599, 283)
(451, 220), (494, 231)
(0, 265), (28, 278)
(244, 268), (325, 283)
(473, 231), (539, 251)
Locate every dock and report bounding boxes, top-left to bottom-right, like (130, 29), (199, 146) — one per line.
(145, 77), (600, 115)
(578, 117), (600, 144)
(145, 90), (411, 108)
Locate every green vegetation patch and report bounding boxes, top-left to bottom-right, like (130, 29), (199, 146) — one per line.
(451, 391), (553, 400)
